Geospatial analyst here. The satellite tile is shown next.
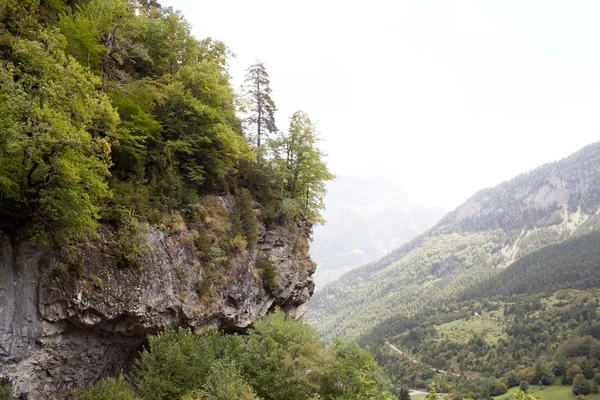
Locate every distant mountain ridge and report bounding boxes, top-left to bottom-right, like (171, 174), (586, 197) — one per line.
(310, 176), (444, 287)
(310, 142), (600, 341)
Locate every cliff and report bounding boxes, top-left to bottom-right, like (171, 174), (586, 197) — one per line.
(0, 197), (315, 399)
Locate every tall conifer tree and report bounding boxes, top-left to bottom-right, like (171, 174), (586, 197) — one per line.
(243, 62), (277, 151)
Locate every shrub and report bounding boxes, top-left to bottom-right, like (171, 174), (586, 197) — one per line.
(134, 327), (239, 400)
(0, 380), (14, 400)
(492, 382), (508, 396)
(87, 274), (104, 290)
(257, 255), (277, 290)
(519, 380), (529, 392)
(231, 189), (258, 249)
(195, 360), (260, 400)
(229, 234), (248, 252)
(74, 373), (134, 400)
(573, 373), (592, 396)
(114, 209), (145, 269)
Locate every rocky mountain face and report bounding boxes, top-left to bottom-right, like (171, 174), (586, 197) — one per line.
(310, 142), (600, 341)
(0, 198), (315, 399)
(310, 176), (444, 287)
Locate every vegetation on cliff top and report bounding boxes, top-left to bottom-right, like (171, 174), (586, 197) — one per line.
(0, 0), (333, 245)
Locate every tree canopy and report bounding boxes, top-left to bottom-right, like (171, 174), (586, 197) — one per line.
(0, 0), (333, 243)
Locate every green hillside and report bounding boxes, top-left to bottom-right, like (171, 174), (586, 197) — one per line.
(309, 143), (600, 399)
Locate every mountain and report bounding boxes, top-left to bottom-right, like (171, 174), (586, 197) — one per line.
(309, 143), (600, 398)
(310, 176), (444, 287)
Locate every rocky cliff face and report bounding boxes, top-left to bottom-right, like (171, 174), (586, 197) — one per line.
(0, 197), (315, 399)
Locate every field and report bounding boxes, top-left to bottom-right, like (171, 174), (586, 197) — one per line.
(494, 384), (600, 400)
(434, 314), (506, 345)
(409, 382), (600, 400)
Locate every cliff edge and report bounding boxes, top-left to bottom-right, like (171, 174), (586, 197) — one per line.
(0, 196), (315, 399)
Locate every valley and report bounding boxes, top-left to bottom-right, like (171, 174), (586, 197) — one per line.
(310, 143), (600, 399)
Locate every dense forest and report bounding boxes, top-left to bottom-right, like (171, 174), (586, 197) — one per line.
(361, 231), (600, 398)
(0, 0), (333, 247)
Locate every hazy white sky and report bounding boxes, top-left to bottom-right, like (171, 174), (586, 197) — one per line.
(163, 0), (600, 209)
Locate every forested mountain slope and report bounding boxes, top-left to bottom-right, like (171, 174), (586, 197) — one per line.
(310, 176), (444, 287)
(361, 230), (600, 398)
(309, 142), (600, 342)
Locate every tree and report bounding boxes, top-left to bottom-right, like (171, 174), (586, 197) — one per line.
(573, 373), (592, 396)
(271, 111), (334, 223)
(533, 363), (554, 386)
(243, 62), (277, 150)
(240, 309), (325, 400)
(0, 31), (118, 242)
(519, 380), (530, 392)
(322, 341), (394, 400)
(399, 387), (411, 400)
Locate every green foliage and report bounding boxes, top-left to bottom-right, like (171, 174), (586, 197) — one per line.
(192, 361), (260, 400)
(240, 310), (324, 400)
(74, 372), (134, 400)
(534, 363), (555, 386)
(572, 374), (592, 396)
(114, 209), (145, 268)
(323, 341), (394, 400)
(520, 380), (530, 392)
(1, 0), (333, 243)
(231, 188), (258, 249)
(514, 390), (539, 400)
(0, 29), (117, 242)
(128, 310), (393, 400)
(133, 327), (240, 400)
(257, 255), (277, 290)
(0, 380), (14, 400)
(399, 387), (411, 400)
(57, 0), (128, 72)
(243, 62), (277, 150)
(270, 111), (334, 223)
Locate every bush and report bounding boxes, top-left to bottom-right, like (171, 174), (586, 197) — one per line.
(573, 373), (592, 396)
(0, 381), (14, 400)
(534, 362), (555, 385)
(492, 382), (508, 396)
(114, 209), (145, 269)
(74, 373), (134, 400)
(519, 380), (530, 392)
(230, 189), (258, 249)
(194, 360), (260, 400)
(257, 255), (277, 290)
(134, 327), (240, 400)
(132, 310), (394, 400)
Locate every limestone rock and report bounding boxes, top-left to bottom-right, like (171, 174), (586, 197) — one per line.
(0, 203), (314, 399)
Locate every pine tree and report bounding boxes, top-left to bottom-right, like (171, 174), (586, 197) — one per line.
(243, 62), (277, 151)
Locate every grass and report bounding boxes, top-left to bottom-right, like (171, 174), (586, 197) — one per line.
(411, 384), (600, 400)
(434, 315), (506, 345)
(494, 383), (600, 400)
